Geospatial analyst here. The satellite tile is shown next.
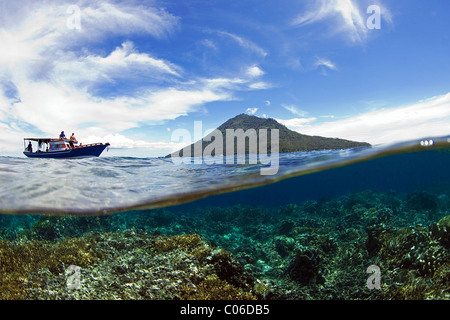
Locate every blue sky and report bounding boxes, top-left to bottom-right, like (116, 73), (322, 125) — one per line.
(0, 0), (449, 157)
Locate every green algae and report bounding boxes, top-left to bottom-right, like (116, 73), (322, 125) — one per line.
(0, 237), (100, 299)
(154, 234), (204, 252)
(179, 275), (257, 300)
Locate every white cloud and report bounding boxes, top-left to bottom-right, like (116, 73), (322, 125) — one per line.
(0, 1), (181, 90)
(87, 41), (180, 76)
(282, 93), (450, 145)
(78, 1), (179, 39)
(80, 133), (187, 157)
(0, 1), (179, 69)
(246, 107), (258, 115)
(319, 115), (336, 119)
(218, 31), (268, 57)
(12, 81), (223, 137)
(83, 133), (181, 150)
(203, 77), (246, 91)
(200, 39), (218, 51)
(51, 40), (182, 94)
(314, 57), (337, 70)
(246, 65), (265, 77)
(203, 71), (270, 92)
(276, 117), (317, 129)
(282, 104), (309, 117)
(248, 82), (271, 90)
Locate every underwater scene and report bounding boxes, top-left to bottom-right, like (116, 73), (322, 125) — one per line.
(0, 136), (449, 301)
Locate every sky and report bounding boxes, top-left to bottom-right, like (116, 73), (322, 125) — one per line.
(0, 0), (449, 157)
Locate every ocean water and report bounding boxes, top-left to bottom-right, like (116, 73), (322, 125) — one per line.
(0, 135), (449, 300)
(2, 136), (449, 215)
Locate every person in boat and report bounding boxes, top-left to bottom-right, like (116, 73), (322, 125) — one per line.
(59, 131), (66, 140)
(69, 133), (78, 149)
(27, 141), (32, 152)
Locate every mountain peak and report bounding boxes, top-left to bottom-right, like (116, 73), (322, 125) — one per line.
(168, 114), (370, 157)
(217, 113), (283, 131)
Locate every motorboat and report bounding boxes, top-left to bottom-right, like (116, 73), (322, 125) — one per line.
(24, 138), (110, 158)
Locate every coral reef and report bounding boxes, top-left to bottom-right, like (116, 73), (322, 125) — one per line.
(154, 234), (203, 252)
(432, 215), (450, 248)
(0, 237), (99, 299)
(286, 249), (324, 285)
(374, 225), (449, 299)
(1, 230), (260, 300)
(0, 189), (448, 300)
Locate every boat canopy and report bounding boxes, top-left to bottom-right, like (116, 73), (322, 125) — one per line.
(24, 138), (65, 143)
(24, 138), (52, 142)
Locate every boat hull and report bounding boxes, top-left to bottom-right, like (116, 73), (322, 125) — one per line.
(24, 144), (108, 159)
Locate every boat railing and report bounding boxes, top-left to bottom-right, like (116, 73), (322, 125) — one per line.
(73, 143), (106, 148)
